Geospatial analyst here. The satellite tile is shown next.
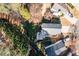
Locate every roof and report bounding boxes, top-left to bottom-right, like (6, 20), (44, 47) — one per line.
(45, 40), (67, 55)
(52, 3), (70, 14)
(45, 40), (64, 49)
(36, 29), (48, 41)
(41, 23), (62, 28)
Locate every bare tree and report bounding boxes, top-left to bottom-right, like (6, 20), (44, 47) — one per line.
(69, 24), (77, 55)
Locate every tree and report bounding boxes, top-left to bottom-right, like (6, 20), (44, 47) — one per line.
(69, 24), (77, 55)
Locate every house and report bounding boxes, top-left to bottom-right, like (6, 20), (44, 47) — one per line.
(36, 3), (79, 56)
(36, 23), (62, 41)
(50, 3), (79, 36)
(51, 3), (72, 16)
(36, 3), (79, 40)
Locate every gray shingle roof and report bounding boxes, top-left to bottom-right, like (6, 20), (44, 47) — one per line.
(41, 23), (62, 28)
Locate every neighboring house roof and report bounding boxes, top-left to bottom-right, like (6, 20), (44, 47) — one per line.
(58, 3), (69, 11)
(51, 3), (70, 15)
(45, 40), (67, 56)
(51, 3), (73, 26)
(51, 3), (79, 25)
